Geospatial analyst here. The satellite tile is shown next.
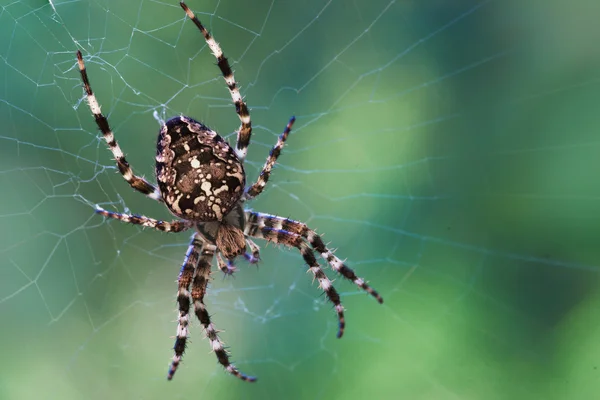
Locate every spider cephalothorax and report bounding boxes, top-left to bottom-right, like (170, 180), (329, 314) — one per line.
(195, 203), (248, 259)
(78, 0), (383, 383)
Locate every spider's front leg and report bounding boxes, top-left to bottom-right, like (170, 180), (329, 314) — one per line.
(168, 234), (203, 380)
(192, 244), (257, 382)
(180, 1), (252, 160)
(244, 222), (346, 338)
(246, 211), (383, 303)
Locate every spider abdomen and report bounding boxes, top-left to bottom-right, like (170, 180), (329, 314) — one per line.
(156, 116), (245, 222)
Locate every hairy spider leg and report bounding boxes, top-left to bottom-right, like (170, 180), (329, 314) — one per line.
(244, 223), (346, 338)
(95, 206), (192, 232)
(244, 116), (296, 201)
(246, 211), (384, 304)
(76, 51), (163, 201)
(191, 244), (257, 382)
(168, 234), (203, 380)
(180, 2), (252, 161)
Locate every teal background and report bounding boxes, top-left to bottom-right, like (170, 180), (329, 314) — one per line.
(1, 0), (600, 399)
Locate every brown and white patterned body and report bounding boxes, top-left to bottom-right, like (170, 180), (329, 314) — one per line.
(77, 0), (383, 384)
(156, 116), (245, 222)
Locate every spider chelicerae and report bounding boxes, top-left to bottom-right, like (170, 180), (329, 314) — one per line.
(77, 1), (383, 382)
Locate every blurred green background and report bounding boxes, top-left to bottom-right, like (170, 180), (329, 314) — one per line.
(1, 0), (600, 399)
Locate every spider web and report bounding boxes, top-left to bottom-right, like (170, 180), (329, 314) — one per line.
(2, 0), (600, 399)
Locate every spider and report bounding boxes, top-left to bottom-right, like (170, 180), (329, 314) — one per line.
(76, 1), (383, 382)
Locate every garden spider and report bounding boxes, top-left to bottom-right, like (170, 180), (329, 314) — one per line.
(77, 1), (383, 382)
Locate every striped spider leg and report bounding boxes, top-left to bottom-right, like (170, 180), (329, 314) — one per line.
(180, 1), (252, 161)
(246, 213), (384, 303)
(76, 51), (162, 202)
(169, 237), (256, 382)
(245, 211), (384, 338)
(190, 243), (257, 382)
(93, 208), (256, 382)
(95, 207), (192, 232)
(244, 116), (296, 201)
(168, 233), (202, 380)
